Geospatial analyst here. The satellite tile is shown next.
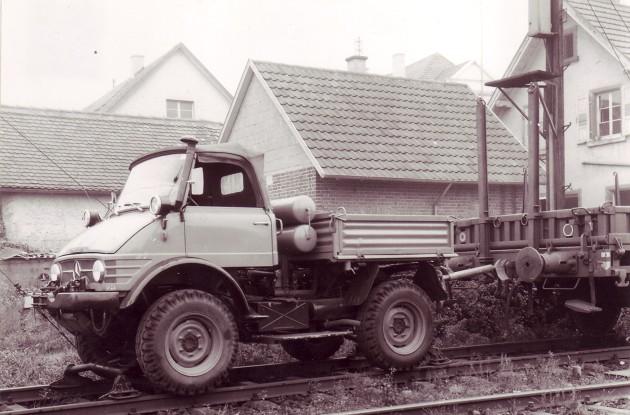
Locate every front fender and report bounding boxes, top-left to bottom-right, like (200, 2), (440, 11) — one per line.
(120, 257), (252, 316)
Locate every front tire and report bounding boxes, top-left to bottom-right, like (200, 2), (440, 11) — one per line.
(136, 289), (238, 395)
(358, 280), (434, 370)
(281, 336), (344, 361)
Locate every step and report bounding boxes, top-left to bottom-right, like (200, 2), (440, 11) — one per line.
(252, 330), (353, 344)
(564, 299), (602, 313)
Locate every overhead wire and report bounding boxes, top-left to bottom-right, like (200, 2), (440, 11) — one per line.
(586, 0), (630, 80)
(0, 114), (107, 208)
(609, 0), (630, 72)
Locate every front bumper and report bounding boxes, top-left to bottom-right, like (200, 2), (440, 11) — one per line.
(34, 291), (120, 311)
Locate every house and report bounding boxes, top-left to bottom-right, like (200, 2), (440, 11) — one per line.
(489, 0), (630, 206)
(0, 106), (221, 252)
(85, 43), (232, 124)
(219, 59), (529, 219)
(391, 53), (495, 101)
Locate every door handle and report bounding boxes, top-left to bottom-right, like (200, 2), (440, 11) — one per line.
(253, 221), (270, 226)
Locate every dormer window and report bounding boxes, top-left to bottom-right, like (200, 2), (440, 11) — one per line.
(166, 100), (194, 119)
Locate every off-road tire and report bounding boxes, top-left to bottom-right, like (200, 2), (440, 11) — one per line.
(357, 280), (434, 370)
(281, 336), (344, 361)
(571, 305), (621, 337)
(136, 289), (238, 395)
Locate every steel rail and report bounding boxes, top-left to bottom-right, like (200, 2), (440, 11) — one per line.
(334, 380), (630, 415)
(1, 339), (627, 414)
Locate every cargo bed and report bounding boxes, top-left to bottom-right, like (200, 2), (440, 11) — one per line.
(297, 211), (455, 261)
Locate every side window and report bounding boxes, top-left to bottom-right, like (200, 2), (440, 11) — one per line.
(191, 162), (257, 208)
(220, 173), (244, 195)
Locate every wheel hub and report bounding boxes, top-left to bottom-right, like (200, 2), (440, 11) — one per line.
(179, 330), (202, 353)
(382, 300), (427, 356)
(167, 318), (217, 372)
(391, 316), (409, 336)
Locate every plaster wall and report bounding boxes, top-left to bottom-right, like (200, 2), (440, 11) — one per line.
(493, 19), (630, 206)
(1, 191), (109, 252)
(110, 51), (231, 123)
(563, 23), (630, 205)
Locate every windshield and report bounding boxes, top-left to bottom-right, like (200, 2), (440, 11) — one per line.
(116, 153), (186, 212)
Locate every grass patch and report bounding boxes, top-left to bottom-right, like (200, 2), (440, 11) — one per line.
(0, 281), (76, 388)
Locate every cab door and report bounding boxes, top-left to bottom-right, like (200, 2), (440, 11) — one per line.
(184, 162), (276, 267)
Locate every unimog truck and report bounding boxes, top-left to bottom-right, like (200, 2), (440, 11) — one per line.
(34, 137), (464, 395)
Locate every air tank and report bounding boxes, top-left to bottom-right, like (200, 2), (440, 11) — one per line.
(277, 224), (318, 254)
(271, 196), (316, 226)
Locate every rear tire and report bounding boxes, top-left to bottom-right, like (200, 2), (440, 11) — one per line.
(281, 336), (344, 361)
(136, 289), (238, 395)
(571, 305), (621, 337)
(358, 280), (434, 370)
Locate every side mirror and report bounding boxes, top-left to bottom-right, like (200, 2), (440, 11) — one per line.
(190, 167), (204, 196)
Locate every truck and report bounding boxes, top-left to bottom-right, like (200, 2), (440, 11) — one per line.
(33, 137), (461, 395)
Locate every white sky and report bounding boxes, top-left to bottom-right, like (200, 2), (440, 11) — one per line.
(0, 0), (528, 110)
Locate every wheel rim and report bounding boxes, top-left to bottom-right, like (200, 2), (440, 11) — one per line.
(165, 313), (223, 376)
(382, 299), (427, 355)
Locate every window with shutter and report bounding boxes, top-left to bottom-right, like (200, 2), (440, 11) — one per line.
(580, 84), (630, 145)
(576, 95), (589, 144)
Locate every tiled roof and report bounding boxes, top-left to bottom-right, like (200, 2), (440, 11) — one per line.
(252, 61), (528, 184)
(568, 0), (630, 59)
(85, 43), (232, 113)
(405, 53), (455, 80)
(0, 106), (221, 192)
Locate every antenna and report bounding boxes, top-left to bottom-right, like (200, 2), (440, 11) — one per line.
(355, 37), (363, 56)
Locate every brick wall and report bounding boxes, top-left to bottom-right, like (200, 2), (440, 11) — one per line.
(267, 168), (524, 217)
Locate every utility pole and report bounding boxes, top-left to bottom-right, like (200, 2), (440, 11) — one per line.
(544, 0), (565, 209)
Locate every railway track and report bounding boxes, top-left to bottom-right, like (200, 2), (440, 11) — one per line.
(0, 336), (628, 414)
(336, 380), (630, 414)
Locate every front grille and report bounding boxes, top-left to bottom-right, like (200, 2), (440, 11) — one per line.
(57, 259), (97, 284)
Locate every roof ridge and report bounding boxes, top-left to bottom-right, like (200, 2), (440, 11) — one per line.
(1, 105), (222, 128)
(252, 60), (473, 89)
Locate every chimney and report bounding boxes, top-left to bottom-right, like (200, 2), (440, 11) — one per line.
(131, 55), (144, 76)
(392, 53), (406, 77)
(346, 55), (368, 73)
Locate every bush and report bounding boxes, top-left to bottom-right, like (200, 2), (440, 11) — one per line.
(435, 279), (575, 346)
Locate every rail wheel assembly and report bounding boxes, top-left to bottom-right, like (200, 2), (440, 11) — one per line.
(75, 324), (136, 369)
(281, 336), (344, 361)
(136, 289), (238, 395)
(357, 280), (434, 370)
(570, 305), (621, 337)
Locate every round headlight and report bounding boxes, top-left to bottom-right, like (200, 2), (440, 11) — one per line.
(149, 195), (162, 215)
(50, 263), (61, 282)
(92, 260), (105, 282)
(82, 209), (102, 227)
